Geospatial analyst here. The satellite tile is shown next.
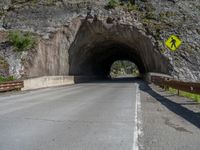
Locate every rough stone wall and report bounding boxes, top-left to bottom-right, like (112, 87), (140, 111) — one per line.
(0, 0), (199, 81)
(24, 18), (82, 77)
(0, 31), (26, 78)
(138, 0), (200, 81)
(0, 55), (9, 76)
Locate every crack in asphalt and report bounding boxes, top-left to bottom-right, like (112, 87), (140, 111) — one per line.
(23, 117), (135, 124)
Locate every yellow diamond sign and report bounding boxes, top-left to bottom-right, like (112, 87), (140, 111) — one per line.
(165, 35), (182, 51)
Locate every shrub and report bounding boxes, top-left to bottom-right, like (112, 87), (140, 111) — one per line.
(145, 11), (157, 20)
(8, 31), (36, 52)
(0, 57), (9, 69)
(0, 10), (5, 17)
(46, 0), (56, 5)
(126, 2), (138, 11)
(0, 76), (15, 83)
(106, 0), (119, 9)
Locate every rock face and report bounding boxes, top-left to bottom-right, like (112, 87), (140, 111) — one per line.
(0, 55), (9, 76)
(0, 31), (25, 78)
(0, 0), (199, 81)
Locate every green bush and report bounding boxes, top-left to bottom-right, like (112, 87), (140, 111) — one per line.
(8, 31), (36, 52)
(126, 2), (138, 11)
(0, 10), (5, 17)
(145, 12), (157, 20)
(0, 76), (15, 83)
(46, 0), (56, 5)
(106, 0), (119, 9)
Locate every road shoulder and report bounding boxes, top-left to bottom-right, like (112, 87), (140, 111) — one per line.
(139, 82), (200, 150)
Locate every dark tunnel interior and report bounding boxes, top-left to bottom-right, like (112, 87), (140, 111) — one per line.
(69, 41), (146, 77)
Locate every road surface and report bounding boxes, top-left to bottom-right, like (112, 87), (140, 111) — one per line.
(0, 79), (200, 150)
(0, 80), (140, 150)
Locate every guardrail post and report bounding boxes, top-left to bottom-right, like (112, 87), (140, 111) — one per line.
(165, 86), (169, 91)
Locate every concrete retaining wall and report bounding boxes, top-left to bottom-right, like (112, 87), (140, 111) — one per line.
(74, 76), (106, 83)
(22, 76), (74, 91)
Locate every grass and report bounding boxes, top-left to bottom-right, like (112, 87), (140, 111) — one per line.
(105, 0), (139, 12)
(169, 87), (200, 103)
(106, 0), (120, 9)
(8, 31), (36, 52)
(123, 1), (139, 12)
(0, 11), (5, 17)
(0, 76), (15, 83)
(145, 11), (157, 20)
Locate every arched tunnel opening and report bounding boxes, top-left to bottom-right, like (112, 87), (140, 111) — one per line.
(70, 41), (145, 78)
(69, 20), (169, 80)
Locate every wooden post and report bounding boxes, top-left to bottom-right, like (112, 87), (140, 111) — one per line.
(177, 75), (180, 95)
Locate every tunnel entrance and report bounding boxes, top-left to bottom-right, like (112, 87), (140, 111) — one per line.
(110, 60), (139, 78)
(69, 19), (169, 77)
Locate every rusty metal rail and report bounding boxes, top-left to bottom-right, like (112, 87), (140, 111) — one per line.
(151, 76), (200, 95)
(0, 81), (24, 92)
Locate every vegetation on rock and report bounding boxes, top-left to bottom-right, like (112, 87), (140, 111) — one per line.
(0, 56), (9, 77)
(0, 57), (9, 70)
(0, 76), (15, 83)
(106, 0), (138, 11)
(0, 10), (5, 17)
(125, 2), (138, 11)
(106, 0), (120, 9)
(8, 31), (36, 52)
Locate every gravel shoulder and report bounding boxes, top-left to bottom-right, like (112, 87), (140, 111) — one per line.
(139, 82), (200, 150)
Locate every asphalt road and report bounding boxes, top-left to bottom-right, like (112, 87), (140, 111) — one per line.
(0, 80), (139, 150)
(1, 79), (200, 150)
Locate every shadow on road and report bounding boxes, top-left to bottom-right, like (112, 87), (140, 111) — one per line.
(85, 77), (142, 83)
(88, 77), (200, 129)
(81, 77), (200, 128)
(138, 80), (200, 129)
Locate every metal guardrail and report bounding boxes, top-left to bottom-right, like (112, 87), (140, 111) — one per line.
(0, 81), (24, 92)
(151, 76), (200, 95)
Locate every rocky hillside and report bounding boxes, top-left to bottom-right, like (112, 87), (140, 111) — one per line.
(0, 0), (199, 81)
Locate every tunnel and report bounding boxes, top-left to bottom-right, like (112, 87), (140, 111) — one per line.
(69, 19), (169, 78)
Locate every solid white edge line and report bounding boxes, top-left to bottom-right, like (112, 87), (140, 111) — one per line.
(133, 84), (141, 150)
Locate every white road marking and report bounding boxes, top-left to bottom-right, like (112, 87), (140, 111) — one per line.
(133, 84), (142, 150)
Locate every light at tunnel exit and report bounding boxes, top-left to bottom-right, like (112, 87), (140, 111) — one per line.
(110, 60), (139, 78)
